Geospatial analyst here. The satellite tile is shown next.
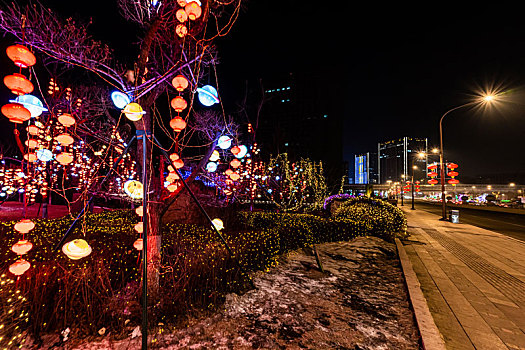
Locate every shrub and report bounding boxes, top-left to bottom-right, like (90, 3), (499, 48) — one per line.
(333, 197), (407, 241)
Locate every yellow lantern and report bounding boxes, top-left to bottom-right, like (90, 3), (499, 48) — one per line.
(123, 180), (143, 200)
(176, 9), (188, 23)
(176, 24), (188, 38)
(62, 239), (92, 260)
(209, 150), (220, 162)
(122, 102), (146, 121)
(185, 2), (202, 20)
(211, 218), (224, 231)
(56, 152), (74, 165)
(57, 113), (76, 127)
(56, 133), (74, 146)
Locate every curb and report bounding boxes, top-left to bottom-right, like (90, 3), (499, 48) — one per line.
(396, 238), (446, 350)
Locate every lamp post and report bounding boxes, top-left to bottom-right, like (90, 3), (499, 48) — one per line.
(400, 174), (405, 206)
(411, 165), (417, 210)
(438, 95), (496, 220)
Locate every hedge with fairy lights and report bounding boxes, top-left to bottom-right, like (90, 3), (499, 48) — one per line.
(0, 199), (405, 340)
(333, 197), (408, 241)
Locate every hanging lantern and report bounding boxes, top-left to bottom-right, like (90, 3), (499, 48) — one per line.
(57, 113), (76, 127)
(25, 139), (39, 149)
(27, 125), (40, 135)
(217, 135), (232, 149)
(23, 152), (37, 162)
(447, 163), (458, 169)
(211, 218), (224, 231)
(172, 75), (189, 92)
(176, 9), (188, 22)
(122, 102), (146, 121)
(6, 44), (37, 68)
(448, 178), (459, 185)
(176, 24), (188, 38)
(11, 240), (33, 255)
(56, 152), (74, 165)
(133, 238), (143, 251)
(229, 172), (240, 181)
(172, 158), (184, 169)
(1, 103), (31, 123)
(124, 180), (143, 200)
(166, 183), (179, 192)
(9, 259), (31, 276)
(428, 178), (438, 185)
(169, 116), (187, 132)
(55, 133), (75, 146)
(169, 153), (180, 162)
(166, 171), (180, 182)
(206, 161), (217, 172)
(427, 171), (438, 177)
(209, 150), (220, 162)
(447, 171), (459, 177)
(14, 219), (35, 234)
(171, 96), (187, 112)
(4, 73), (34, 95)
(230, 159), (241, 168)
(428, 164), (438, 170)
(135, 206), (143, 217)
(62, 239), (92, 260)
(11, 94), (48, 118)
(134, 222), (143, 233)
(225, 168), (233, 176)
(185, 2), (202, 20)
(234, 145), (248, 159)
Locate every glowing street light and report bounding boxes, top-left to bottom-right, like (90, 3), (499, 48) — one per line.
(438, 92), (499, 220)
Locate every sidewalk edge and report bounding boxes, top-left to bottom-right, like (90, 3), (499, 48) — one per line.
(396, 238), (446, 350)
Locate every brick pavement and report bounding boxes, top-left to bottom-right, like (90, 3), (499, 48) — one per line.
(400, 207), (525, 350)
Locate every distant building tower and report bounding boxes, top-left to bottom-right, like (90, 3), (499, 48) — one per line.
(378, 137), (427, 184)
(354, 152), (378, 184)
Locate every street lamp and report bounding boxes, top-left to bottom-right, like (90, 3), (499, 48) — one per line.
(411, 165), (417, 210)
(438, 93), (497, 220)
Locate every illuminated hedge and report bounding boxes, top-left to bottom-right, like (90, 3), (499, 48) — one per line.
(333, 197), (407, 241)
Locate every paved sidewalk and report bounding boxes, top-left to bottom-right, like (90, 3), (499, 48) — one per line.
(400, 207), (525, 350)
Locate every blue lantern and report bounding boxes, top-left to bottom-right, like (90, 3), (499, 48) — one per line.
(111, 91), (131, 109)
(10, 94), (47, 118)
(197, 85), (219, 106)
(217, 135), (232, 149)
(206, 162), (218, 172)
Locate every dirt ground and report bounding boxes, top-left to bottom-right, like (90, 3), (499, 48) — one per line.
(36, 236), (421, 350)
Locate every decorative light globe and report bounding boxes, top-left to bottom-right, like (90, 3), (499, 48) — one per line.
(197, 85), (219, 106)
(110, 91), (131, 109)
(234, 145), (248, 159)
(209, 150), (220, 162)
(36, 149), (53, 162)
(11, 94), (47, 118)
(217, 135), (232, 149)
(206, 162), (217, 172)
(57, 113), (76, 127)
(211, 218), (224, 231)
(122, 102), (146, 121)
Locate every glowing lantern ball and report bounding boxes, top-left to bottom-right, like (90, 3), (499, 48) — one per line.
(124, 180), (144, 200)
(11, 240), (33, 255)
(1, 103), (31, 123)
(9, 259), (31, 276)
(134, 222), (143, 233)
(176, 24), (188, 38)
(231, 146), (241, 155)
(176, 8), (188, 22)
(206, 161), (217, 172)
(172, 158), (184, 169)
(56, 133), (75, 146)
(62, 239), (92, 260)
(230, 159), (241, 168)
(171, 96), (188, 112)
(24, 153), (37, 162)
(123, 102), (146, 121)
(217, 135), (232, 149)
(234, 145), (248, 159)
(169, 153), (180, 162)
(185, 2), (202, 20)
(58, 113), (76, 127)
(172, 75), (189, 92)
(166, 171), (180, 182)
(135, 205), (144, 217)
(11, 94), (48, 118)
(230, 172), (240, 181)
(56, 152), (74, 165)
(197, 85), (219, 106)
(133, 238), (143, 251)
(111, 91), (131, 109)
(211, 218), (224, 231)
(209, 150), (220, 162)
(25, 139), (39, 149)
(14, 219), (35, 234)
(6, 44), (37, 68)
(4, 73), (34, 95)
(170, 116), (187, 132)
(36, 149), (53, 162)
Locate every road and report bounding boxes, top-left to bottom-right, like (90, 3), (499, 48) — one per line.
(409, 201), (525, 242)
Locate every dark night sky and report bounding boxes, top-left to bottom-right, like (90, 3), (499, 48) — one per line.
(2, 1), (525, 178)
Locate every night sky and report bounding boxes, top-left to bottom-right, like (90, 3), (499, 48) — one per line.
(2, 1), (525, 179)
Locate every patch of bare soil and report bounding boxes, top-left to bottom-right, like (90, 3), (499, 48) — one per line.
(31, 237), (421, 349)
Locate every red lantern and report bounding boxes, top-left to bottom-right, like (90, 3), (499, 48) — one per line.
(56, 152), (74, 165)
(231, 146), (241, 155)
(11, 240), (33, 255)
(185, 2), (202, 20)
(427, 171), (438, 177)
(448, 178), (459, 185)
(133, 238), (143, 251)
(447, 171), (459, 177)
(9, 259), (31, 276)
(428, 164), (438, 170)
(6, 44), (37, 68)
(58, 113), (76, 127)
(428, 179), (438, 185)
(172, 159), (184, 169)
(171, 96), (187, 112)
(230, 159), (241, 168)
(56, 133), (75, 146)
(176, 9), (188, 22)
(176, 24), (188, 38)
(1, 103), (31, 123)
(230, 172), (240, 181)
(172, 75), (189, 92)
(4, 73), (34, 95)
(170, 116), (187, 132)
(447, 163), (458, 169)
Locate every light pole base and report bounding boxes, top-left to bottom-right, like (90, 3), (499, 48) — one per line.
(439, 217), (448, 221)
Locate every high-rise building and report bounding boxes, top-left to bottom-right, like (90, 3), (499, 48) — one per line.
(354, 152), (379, 184)
(378, 137), (427, 184)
